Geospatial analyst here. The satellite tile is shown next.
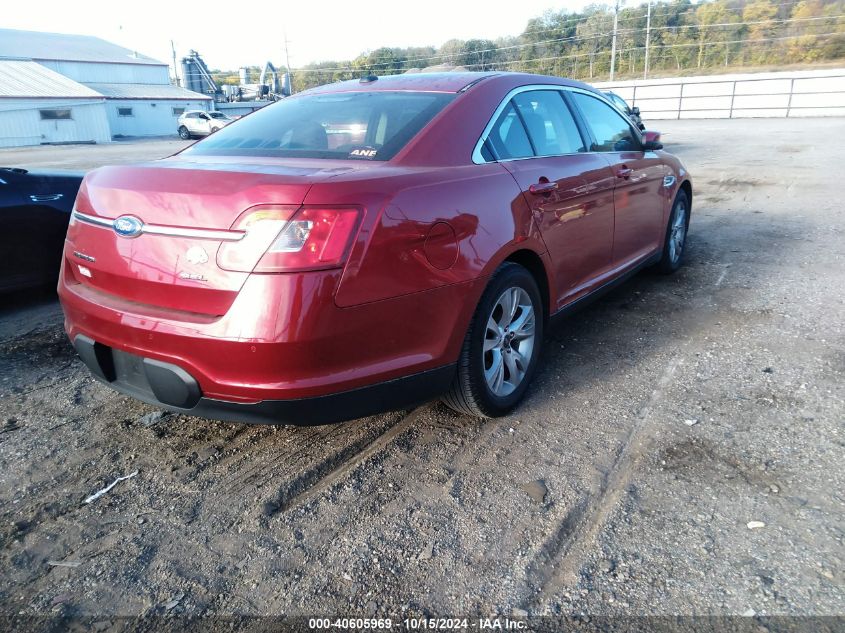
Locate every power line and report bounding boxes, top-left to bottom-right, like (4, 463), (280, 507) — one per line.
(516, 0), (818, 38)
(615, 12), (845, 35)
(292, 31), (621, 73)
(476, 29), (843, 71)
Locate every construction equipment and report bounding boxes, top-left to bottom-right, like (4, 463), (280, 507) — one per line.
(181, 51), (291, 102)
(227, 62), (291, 102)
(180, 50), (223, 100)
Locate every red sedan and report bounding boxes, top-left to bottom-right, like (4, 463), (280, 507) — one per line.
(59, 72), (692, 424)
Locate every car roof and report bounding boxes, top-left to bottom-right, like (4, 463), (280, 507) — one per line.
(301, 72), (496, 94)
(300, 72), (597, 96)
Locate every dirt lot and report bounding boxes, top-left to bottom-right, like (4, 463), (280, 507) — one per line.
(0, 119), (843, 626)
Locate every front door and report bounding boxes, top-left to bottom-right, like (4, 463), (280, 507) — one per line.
(568, 91), (667, 268)
(194, 113), (211, 135)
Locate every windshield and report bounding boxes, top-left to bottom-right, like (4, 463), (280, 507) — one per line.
(208, 112), (230, 119)
(183, 91), (455, 161)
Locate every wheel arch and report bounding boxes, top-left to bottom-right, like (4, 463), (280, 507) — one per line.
(679, 179), (692, 210)
(503, 248), (551, 322)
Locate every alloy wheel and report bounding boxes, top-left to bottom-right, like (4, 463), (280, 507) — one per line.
(668, 201), (687, 264)
(483, 287), (536, 397)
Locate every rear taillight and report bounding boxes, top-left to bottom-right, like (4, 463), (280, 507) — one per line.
(217, 205), (361, 273)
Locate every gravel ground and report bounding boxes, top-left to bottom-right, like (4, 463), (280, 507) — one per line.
(0, 118), (843, 626)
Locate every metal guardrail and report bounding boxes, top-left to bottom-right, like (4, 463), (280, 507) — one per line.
(601, 72), (845, 119)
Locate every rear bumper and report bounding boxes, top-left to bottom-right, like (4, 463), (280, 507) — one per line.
(73, 334), (455, 425)
(59, 262), (484, 422)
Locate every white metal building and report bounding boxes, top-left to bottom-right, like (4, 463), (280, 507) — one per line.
(87, 83), (212, 138)
(0, 28), (211, 146)
(0, 60), (111, 147)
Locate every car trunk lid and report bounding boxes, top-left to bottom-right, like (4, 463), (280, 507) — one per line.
(65, 159), (356, 316)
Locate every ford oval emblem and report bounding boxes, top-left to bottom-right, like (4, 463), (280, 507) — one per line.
(113, 215), (143, 238)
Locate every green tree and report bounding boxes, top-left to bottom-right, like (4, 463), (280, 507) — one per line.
(742, 0), (781, 63)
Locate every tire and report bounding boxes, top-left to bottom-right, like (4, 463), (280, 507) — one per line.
(442, 262), (544, 418)
(178, 126), (191, 140)
(656, 189), (690, 274)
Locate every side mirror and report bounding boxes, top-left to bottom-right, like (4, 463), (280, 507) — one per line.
(631, 106), (641, 116)
(642, 130), (663, 151)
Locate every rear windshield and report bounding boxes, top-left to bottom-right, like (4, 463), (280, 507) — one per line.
(183, 91), (455, 161)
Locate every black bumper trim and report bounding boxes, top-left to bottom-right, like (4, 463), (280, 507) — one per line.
(73, 334), (116, 382)
(72, 335), (456, 425)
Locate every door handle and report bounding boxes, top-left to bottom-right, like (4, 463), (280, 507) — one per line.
(528, 181), (558, 195)
(616, 168), (633, 179)
(30, 193), (63, 202)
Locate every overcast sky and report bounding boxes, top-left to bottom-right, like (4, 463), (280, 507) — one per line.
(3, 0), (600, 73)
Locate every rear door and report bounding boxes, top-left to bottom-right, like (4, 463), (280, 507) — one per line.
(568, 91), (666, 268)
(0, 171), (29, 290)
(486, 88), (616, 308)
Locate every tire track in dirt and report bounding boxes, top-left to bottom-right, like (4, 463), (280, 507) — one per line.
(213, 413), (400, 497)
(266, 405), (430, 514)
(523, 258), (734, 607)
(525, 353), (684, 606)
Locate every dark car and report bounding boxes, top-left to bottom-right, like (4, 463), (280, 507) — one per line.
(604, 91), (645, 130)
(60, 72), (691, 425)
(1, 167), (83, 292)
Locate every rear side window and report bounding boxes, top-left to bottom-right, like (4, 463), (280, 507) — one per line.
(571, 92), (640, 152)
(184, 91), (455, 161)
(482, 103), (533, 161)
(512, 91), (585, 156)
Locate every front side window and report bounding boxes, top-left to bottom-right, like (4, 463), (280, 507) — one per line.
(183, 91), (455, 161)
(571, 92), (640, 152)
(208, 112), (229, 120)
(607, 93), (628, 112)
(512, 91), (585, 156)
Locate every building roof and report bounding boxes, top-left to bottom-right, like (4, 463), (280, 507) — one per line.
(0, 28), (165, 66)
(0, 59), (103, 99)
(85, 82), (212, 101)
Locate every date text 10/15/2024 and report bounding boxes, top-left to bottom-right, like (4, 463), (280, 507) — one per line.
(308, 618), (528, 630)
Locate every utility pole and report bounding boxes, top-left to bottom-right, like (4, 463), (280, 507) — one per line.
(610, 0), (620, 81)
(283, 27), (293, 94)
(644, 0), (652, 79)
(171, 40), (180, 86)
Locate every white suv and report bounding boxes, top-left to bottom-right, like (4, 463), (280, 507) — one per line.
(177, 110), (233, 139)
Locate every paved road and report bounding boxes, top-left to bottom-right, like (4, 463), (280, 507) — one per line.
(0, 137), (190, 171)
(0, 119), (842, 622)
